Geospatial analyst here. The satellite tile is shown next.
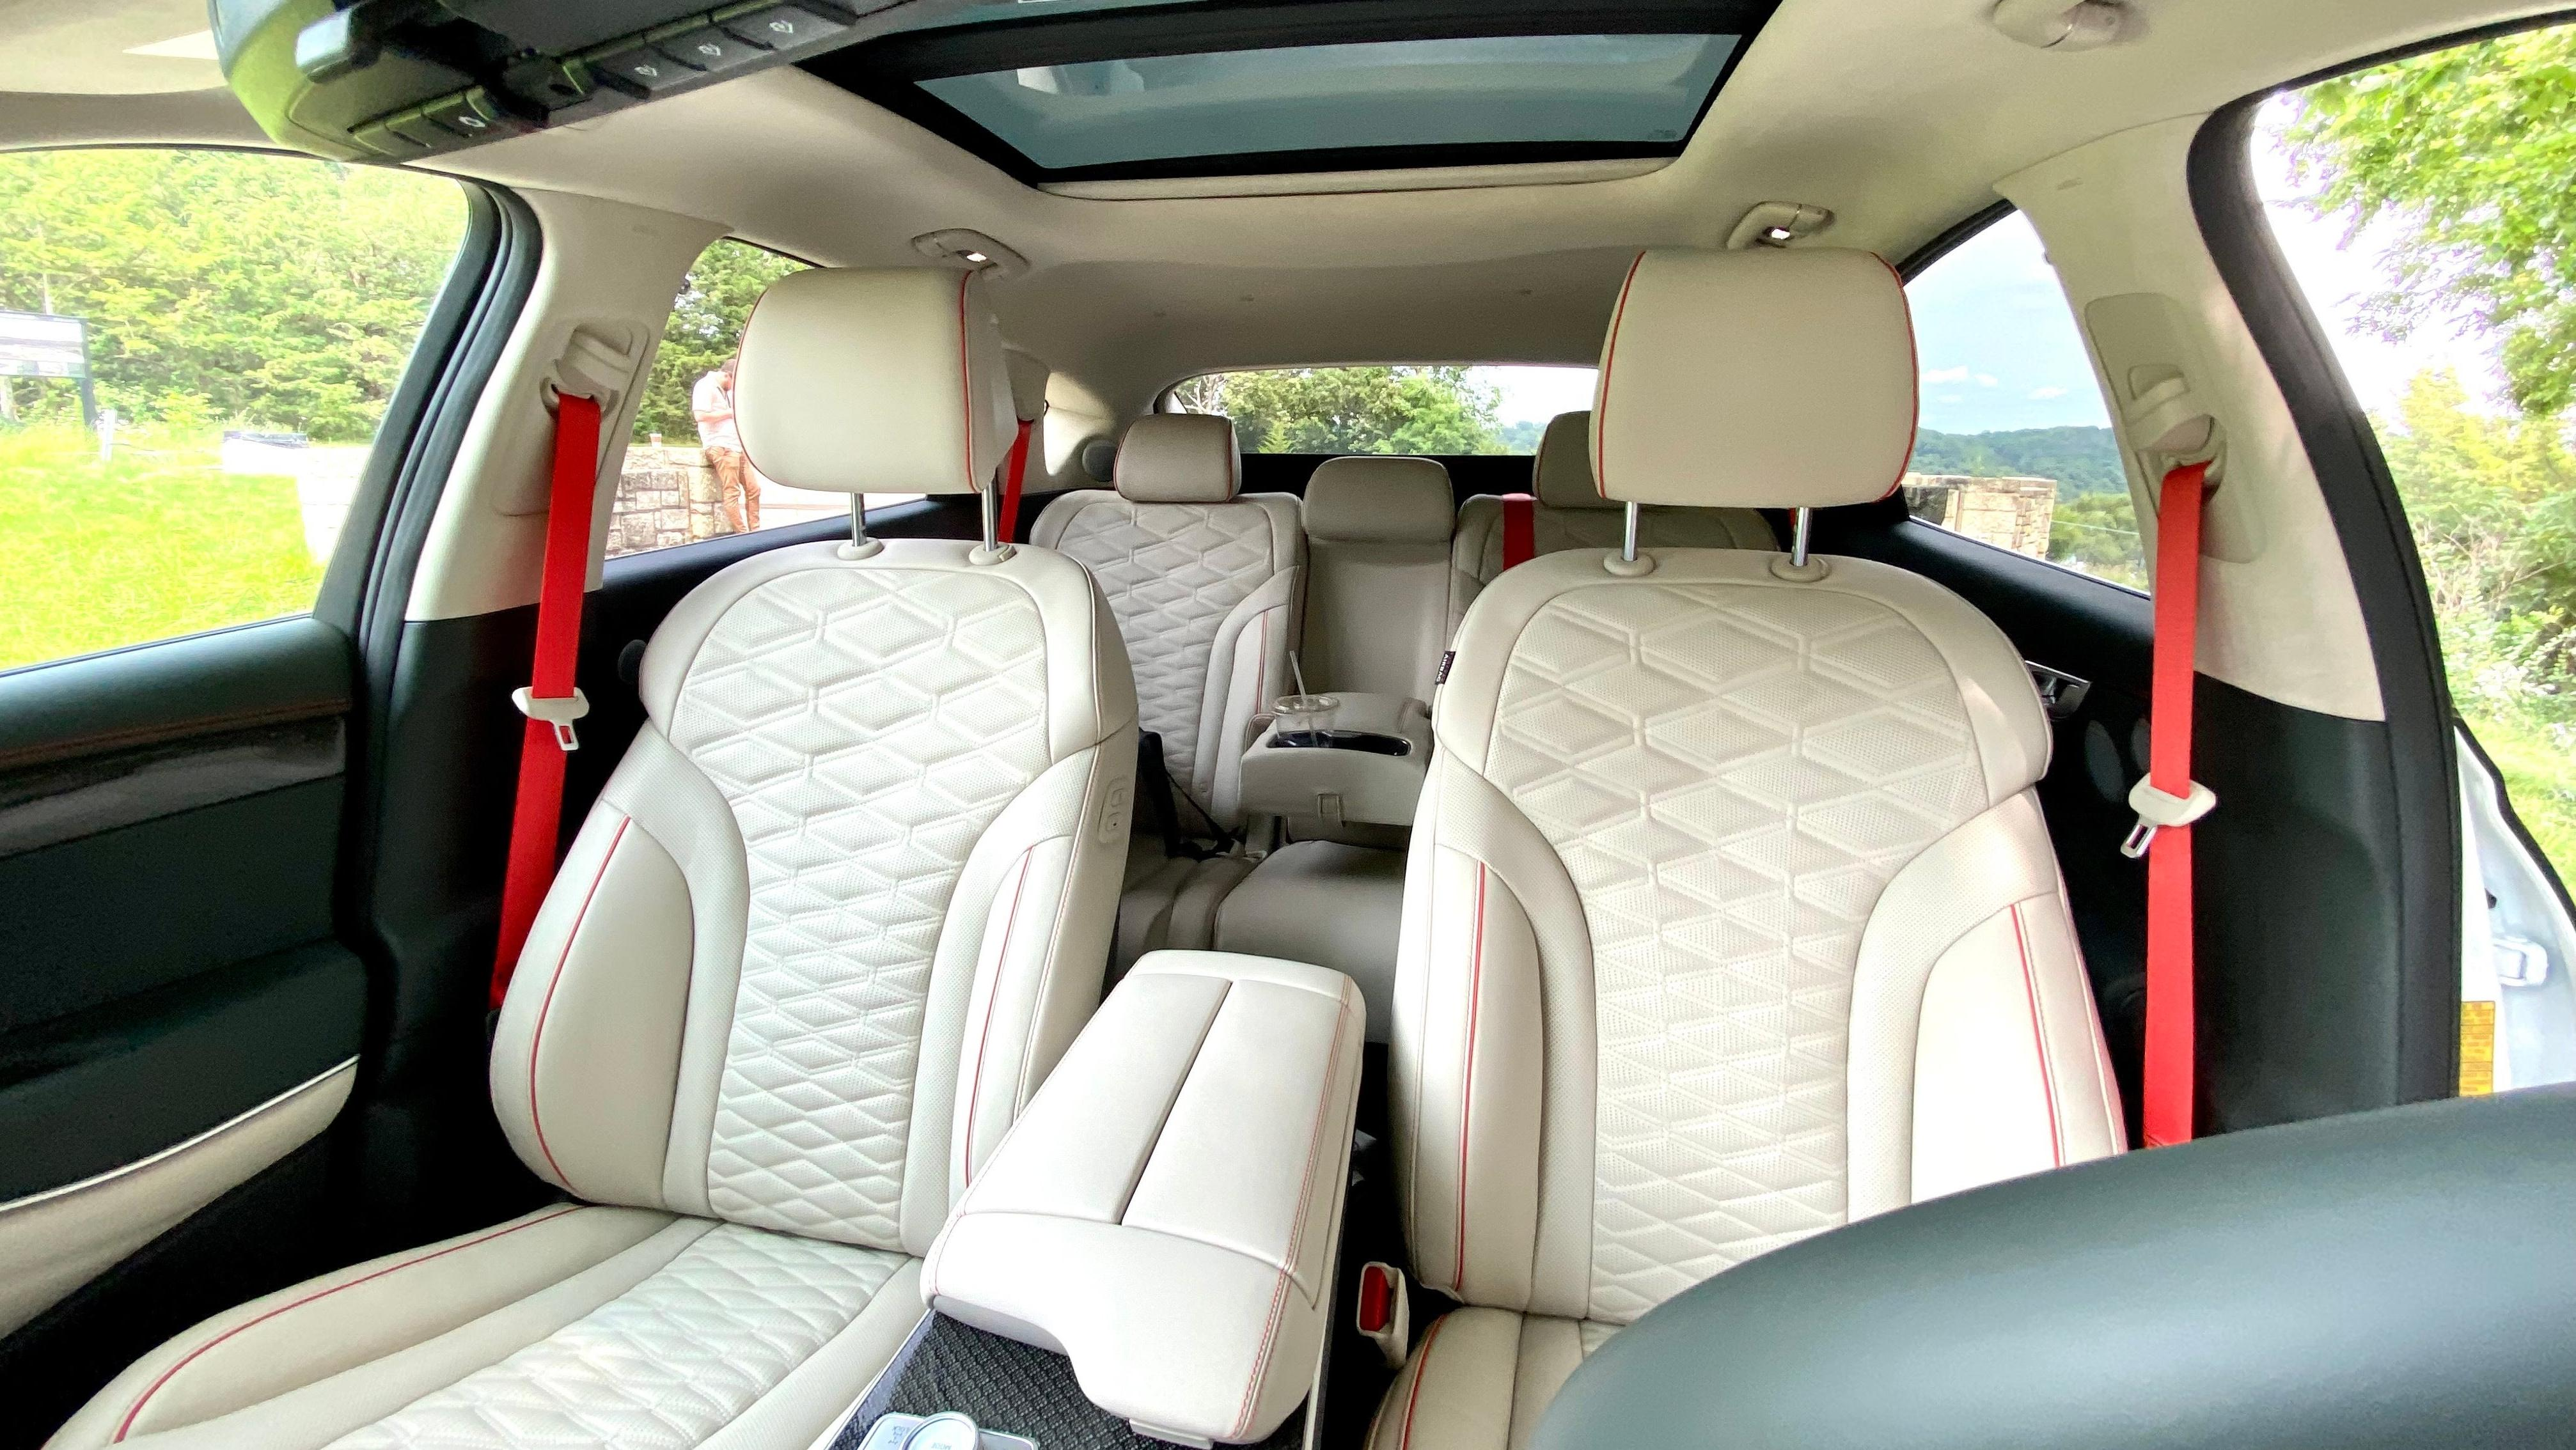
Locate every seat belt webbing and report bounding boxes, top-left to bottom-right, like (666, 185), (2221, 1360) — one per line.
(2133, 459), (2215, 1147)
(998, 417), (1034, 542)
(1500, 492), (1535, 570)
(490, 393), (603, 1009)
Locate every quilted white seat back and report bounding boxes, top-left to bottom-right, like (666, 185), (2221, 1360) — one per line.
(491, 540), (1138, 1256)
(1390, 549), (2120, 1327)
(1033, 491), (1301, 829)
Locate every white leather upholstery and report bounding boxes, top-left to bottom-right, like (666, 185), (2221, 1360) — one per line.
(1377, 546), (2120, 1444)
(1592, 249), (1917, 510)
(737, 267), (1017, 497)
(1449, 413), (1775, 638)
(1114, 414), (1242, 504)
(58, 279), (1136, 1450)
(1301, 456), (1455, 704)
(1215, 841), (1408, 1044)
(1035, 421), (1301, 829)
(923, 951), (1363, 1445)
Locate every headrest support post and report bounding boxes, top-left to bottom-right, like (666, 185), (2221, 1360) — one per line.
(836, 493), (883, 561)
(1622, 501), (1640, 563)
(971, 478), (1013, 564)
(1789, 508), (1813, 567)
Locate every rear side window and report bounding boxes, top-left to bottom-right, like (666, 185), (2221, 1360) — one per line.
(0, 148), (466, 672)
(1170, 364), (1594, 455)
(2259, 24), (2576, 884)
(611, 238), (863, 559)
(1902, 212), (2140, 588)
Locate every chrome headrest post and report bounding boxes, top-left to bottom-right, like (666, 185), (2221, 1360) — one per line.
(1621, 501), (1640, 563)
(980, 479), (1001, 553)
(850, 494), (870, 549)
(1789, 507), (1814, 568)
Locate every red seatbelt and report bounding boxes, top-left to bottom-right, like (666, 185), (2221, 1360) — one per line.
(1500, 492), (1535, 569)
(997, 418), (1033, 542)
(2128, 460), (2217, 1147)
(490, 392), (603, 1009)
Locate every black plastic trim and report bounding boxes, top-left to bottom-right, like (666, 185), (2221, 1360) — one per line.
(2188, 99), (2459, 1104)
(809, 0), (1779, 185)
(1896, 198), (2016, 282)
(0, 616), (351, 775)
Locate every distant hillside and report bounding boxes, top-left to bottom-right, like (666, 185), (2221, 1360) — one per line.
(1910, 425), (2124, 494)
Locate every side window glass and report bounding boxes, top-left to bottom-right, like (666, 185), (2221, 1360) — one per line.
(612, 238), (847, 559)
(1903, 212), (2141, 588)
(0, 148), (465, 673)
(2262, 27), (2575, 888)
(1170, 365), (1596, 455)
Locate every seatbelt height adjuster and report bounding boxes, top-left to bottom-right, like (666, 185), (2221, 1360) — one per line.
(2123, 774), (2215, 858)
(512, 686), (590, 752)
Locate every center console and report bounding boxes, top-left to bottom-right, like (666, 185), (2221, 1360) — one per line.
(822, 951), (1366, 1449)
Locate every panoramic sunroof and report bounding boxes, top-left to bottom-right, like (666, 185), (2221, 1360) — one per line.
(813, 1), (1780, 183)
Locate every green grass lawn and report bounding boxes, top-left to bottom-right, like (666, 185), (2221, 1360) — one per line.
(2465, 705), (2576, 889)
(0, 425), (321, 672)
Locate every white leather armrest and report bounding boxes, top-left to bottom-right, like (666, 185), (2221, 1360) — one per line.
(921, 950), (1365, 1446)
(1237, 692), (1431, 831)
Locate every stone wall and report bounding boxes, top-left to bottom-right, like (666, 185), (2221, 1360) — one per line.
(1901, 473), (2057, 557)
(611, 444), (730, 557)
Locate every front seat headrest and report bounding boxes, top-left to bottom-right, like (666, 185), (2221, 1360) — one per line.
(1305, 455), (1454, 543)
(1114, 414), (1241, 504)
(1531, 410), (1612, 510)
(735, 267), (1014, 496)
(1592, 247), (1917, 511)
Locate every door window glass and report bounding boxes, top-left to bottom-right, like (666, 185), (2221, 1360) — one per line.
(612, 238), (861, 559)
(1903, 212), (2140, 588)
(0, 148), (465, 671)
(2261, 25), (2576, 887)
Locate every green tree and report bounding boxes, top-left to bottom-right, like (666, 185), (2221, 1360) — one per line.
(631, 238), (806, 442)
(2281, 26), (2576, 416)
(0, 149), (464, 440)
(2046, 490), (2147, 588)
(1174, 366), (1506, 454)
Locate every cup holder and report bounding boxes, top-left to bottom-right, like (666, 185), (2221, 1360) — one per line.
(1271, 729), (1413, 757)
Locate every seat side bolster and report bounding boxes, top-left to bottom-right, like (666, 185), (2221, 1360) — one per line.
(1394, 754), (1597, 1318)
(1848, 790), (2121, 1219)
(1195, 566), (1300, 822)
(909, 734), (1138, 1254)
(1450, 496), (1507, 641)
(490, 800), (693, 1207)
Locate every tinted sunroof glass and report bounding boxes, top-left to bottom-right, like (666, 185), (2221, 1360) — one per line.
(913, 33), (1740, 173)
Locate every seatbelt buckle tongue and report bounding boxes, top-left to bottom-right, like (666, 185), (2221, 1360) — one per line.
(2122, 774), (2215, 859)
(1356, 1261), (1410, 1369)
(512, 686), (590, 752)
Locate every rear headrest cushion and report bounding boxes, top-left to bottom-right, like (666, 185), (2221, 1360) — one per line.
(1115, 414), (1241, 504)
(1303, 455), (1455, 544)
(736, 267), (1014, 497)
(1532, 411), (1613, 510)
(1592, 247), (1917, 511)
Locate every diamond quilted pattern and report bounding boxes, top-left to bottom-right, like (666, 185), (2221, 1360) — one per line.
(330, 1225), (902, 1450)
(1050, 500), (1282, 782)
(668, 568), (1053, 1245)
(1481, 583), (1983, 1323)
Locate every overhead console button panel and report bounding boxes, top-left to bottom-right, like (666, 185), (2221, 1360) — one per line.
(214, 0), (884, 162)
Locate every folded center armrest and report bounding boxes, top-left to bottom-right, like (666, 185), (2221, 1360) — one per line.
(921, 950), (1365, 1447)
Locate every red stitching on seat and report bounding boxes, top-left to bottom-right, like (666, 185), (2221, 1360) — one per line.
(528, 815), (632, 1194)
(1454, 864), (1486, 1291)
(1233, 995), (1355, 1438)
(1876, 254), (1920, 499)
(956, 272), (977, 492)
(111, 1206), (587, 1441)
(1590, 253), (1647, 500)
(1394, 1314), (1450, 1450)
(961, 848), (1037, 1188)
(2009, 901), (2064, 1167)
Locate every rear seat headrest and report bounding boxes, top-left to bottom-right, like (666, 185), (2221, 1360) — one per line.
(1304, 456), (1454, 544)
(1532, 411), (1613, 510)
(737, 267), (1014, 497)
(1592, 247), (1917, 511)
(1115, 414), (1241, 503)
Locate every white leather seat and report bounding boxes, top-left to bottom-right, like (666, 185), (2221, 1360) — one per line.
(1370, 249), (2121, 1449)
(1214, 454), (1456, 1040)
(1447, 410), (1774, 639)
(1033, 416), (1302, 972)
(51, 269), (1138, 1450)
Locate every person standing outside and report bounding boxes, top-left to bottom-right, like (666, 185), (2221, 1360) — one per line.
(693, 354), (757, 533)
